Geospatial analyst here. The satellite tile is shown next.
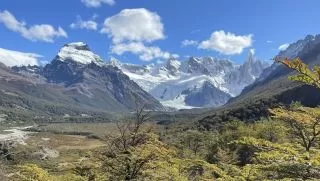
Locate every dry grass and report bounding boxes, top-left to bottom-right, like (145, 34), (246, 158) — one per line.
(26, 132), (105, 151)
(34, 122), (157, 138)
(33, 123), (121, 137)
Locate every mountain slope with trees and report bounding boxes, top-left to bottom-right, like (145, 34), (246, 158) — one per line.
(198, 35), (320, 130)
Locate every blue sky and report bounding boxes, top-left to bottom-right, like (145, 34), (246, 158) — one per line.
(0, 0), (319, 66)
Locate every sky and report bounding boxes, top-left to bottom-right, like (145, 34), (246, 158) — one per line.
(0, 0), (319, 66)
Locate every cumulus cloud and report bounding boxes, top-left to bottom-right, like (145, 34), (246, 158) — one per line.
(70, 15), (97, 30)
(0, 48), (42, 67)
(81, 0), (115, 7)
(266, 40), (273, 43)
(102, 8), (176, 61)
(181, 40), (198, 47)
(198, 30), (253, 55)
(278, 43), (290, 51)
(0, 10), (67, 43)
(111, 42), (177, 61)
(101, 8), (165, 43)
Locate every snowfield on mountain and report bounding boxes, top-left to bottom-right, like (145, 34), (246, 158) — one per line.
(110, 50), (269, 109)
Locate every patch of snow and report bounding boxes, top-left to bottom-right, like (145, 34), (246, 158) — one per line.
(41, 138), (50, 141)
(161, 94), (199, 109)
(80, 114), (91, 117)
(68, 42), (87, 47)
(57, 42), (105, 66)
(0, 126), (33, 145)
(33, 147), (59, 160)
(63, 114), (71, 118)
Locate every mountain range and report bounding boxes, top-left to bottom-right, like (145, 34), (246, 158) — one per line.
(3, 41), (270, 114)
(110, 49), (269, 109)
(0, 34), (319, 120)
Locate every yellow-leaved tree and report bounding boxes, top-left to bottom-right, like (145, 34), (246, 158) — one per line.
(270, 105), (320, 151)
(226, 57), (320, 180)
(272, 57), (320, 152)
(275, 57), (320, 89)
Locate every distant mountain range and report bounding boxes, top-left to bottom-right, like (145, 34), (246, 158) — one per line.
(110, 50), (269, 109)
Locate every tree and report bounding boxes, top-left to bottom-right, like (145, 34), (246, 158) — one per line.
(179, 130), (206, 156)
(101, 105), (156, 180)
(273, 58), (320, 151)
(275, 57), (320, 89)
(232, 136), (320, 180)
(270, 105), (320, 151)
(0, 141), (14, 161)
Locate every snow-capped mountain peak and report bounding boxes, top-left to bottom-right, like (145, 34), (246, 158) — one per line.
(109, 57), (122, 67)
(277, 34), (320, 59)
(66, 42), (89, 49)
(110, 50), (269, 109)
(246, 49), (255, 63)
(164, 58), (181, 75)
(56, 42), (105, 66)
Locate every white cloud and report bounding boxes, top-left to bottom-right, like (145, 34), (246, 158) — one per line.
(266, 40), (273, 43)
(181, 40), (198, 47)
(0, 10), (67, 43)
(198, 30), (253, 55)
(0, 48), (42, 67)
(102, 8), (175, 62)
(101, 8), (165, 43)
(70, 15), (97, 30)
(111, 42), (178, 61)
(81, 0), (115, 7)
(278, 43), (290, 51)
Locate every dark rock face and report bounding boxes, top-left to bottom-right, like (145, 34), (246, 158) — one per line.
(82, 63), (163, 110)
(43, 58), (85, 84)
(185, 57), (211, 75)
(43, 59), (163, 111)
(11, 65), (42, 74)
(227, 50), (269, 87)
(184, 81), (231, 107)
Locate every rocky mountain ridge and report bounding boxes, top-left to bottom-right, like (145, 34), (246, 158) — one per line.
(111, 50), (269, 109)
(10, 42), (164, 113)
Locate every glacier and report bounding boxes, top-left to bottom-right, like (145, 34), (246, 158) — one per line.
(109, 50), (269, 109)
